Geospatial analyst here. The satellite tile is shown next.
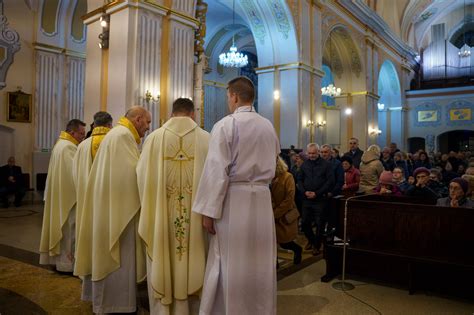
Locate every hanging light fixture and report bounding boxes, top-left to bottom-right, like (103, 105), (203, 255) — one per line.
(219, 0), (248, 68)
(321, 31), (342, 97)
(459, 0), (471, 57)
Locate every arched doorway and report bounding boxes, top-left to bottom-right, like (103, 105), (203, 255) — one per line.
(377, 60), (402, 149)
(438, 130), (474, 153)
(321, 26), (363, 149)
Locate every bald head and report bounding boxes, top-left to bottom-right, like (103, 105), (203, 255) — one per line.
(125, 106), (151, 137)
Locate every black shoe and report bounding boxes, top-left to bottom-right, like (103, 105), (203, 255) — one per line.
(14, 202), (21, 207)
(2, 203), (8, 208)
(312, 247), (321, 256)
(293, 246), (302, 265)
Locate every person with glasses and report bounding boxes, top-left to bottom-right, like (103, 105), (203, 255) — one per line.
(406, 167), (439, 202)
(343, 137), (364, 169)
(436, 178), (474, 208)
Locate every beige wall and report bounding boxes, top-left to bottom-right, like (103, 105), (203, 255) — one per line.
(0, 2), (36, 178)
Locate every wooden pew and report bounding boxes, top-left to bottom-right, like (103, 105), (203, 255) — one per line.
(322, 195), (474, 298)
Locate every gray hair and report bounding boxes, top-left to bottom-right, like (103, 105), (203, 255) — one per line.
(307, 143), (320, 150)
(321, 144), (332, 151)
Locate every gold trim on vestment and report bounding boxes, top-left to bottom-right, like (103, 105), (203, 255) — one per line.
(91, 126), (111, 160)
(59, 131), (79, 146)
(117, 117), (141, 144)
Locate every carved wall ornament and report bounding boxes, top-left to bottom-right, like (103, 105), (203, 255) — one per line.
(194, 0), (208, 62)
(0, 9), (20, 90)
(241, 0), (266, 45)
(269, 0), (291, 39)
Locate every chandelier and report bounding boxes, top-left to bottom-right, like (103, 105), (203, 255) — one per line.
(459, 0), (471, 58)
(218, 0), (248, 68)
(459, 48), (471, 57)
(219, 40), (248, 67)
(321, 84), (342, 97)
(321, 31), (342, 97)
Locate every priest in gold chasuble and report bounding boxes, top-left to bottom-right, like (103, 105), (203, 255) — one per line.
(39, 119), (86, 272)
(137, 98), (209, 315)
(72, 111), (112, 301)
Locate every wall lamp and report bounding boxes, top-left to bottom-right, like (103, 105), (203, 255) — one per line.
(368, 127), (382, 136)
(98, 15), (110, 49)
(316, 120), (327, 128)
(145, 90), (160, 102)
(306, 120), (314, 127)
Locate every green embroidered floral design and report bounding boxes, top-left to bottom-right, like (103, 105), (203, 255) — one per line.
(174, 194), (190, 258)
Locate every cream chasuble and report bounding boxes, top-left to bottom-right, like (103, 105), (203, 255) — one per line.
(39, 132), (78, 270)
(72, 127), (110, 264)
(74, 118), (145, 282)
(72, 127), (110, 301)
(137, 117), (209, 308)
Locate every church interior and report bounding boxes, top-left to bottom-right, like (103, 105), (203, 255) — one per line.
(1, 0), (474, 314)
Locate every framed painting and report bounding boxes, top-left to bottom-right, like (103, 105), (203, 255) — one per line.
(417, 110), (438, 122)
(449, 108), (471, 121)
(6, 90), (32, 123)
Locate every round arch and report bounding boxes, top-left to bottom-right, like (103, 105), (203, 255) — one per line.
(203, 0), (300, 138)
(377, 60), (402, 148)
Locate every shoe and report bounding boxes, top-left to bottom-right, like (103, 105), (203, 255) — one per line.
(293, 246), (302, 264)
(304, 242), (312, 251)
(312, 247), (321, 256)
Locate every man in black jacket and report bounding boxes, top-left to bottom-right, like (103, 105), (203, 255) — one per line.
(343, 137), (364, 169)
(297, 143), (335, 255)
(0, 156), (25, 207)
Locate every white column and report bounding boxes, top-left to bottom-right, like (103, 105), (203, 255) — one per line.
(35, 50), (61, 150)
(65, 56), (86, 121)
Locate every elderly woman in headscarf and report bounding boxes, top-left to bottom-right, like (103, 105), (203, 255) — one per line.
(271, 157), (302, 265)
(359, 144), (384, 194)
(436, 177), (474, 208)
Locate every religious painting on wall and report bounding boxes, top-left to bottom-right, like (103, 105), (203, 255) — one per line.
(417, 110), (438, 122)
(449, 108), (471, 121)
(6, 90), (32, 123)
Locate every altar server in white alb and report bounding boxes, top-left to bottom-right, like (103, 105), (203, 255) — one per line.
(75, 106), (150, 313)
(192, 77), (280, 315)
(72, 111), (112, 301)
(137, 98), (209, 314)
(39, 119), (86, 271)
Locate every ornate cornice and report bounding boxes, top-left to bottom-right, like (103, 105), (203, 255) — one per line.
(337, 0), (418, 68)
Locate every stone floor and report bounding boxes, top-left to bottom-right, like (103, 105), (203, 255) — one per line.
(1, 203), (473, 314)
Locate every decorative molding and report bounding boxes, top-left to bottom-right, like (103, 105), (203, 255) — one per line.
(241, 0), (266, 45)
(269, 0), (291, 39)
(204, 80), (226, 88)
(137, 12), (162, 131)
(33, 42), (86, 59)
(255, 62), (324, 77)
(0, 13), (21, 89)
(337, 0), (418, 68)
(65, 56), (85, 122)
(35, 51), (61, 149)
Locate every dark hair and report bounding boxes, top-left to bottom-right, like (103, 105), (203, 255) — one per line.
(340, 156), (353, 165)
(66, 119), (86, 132)
(93, 111), (113, 127)
(172, 98), (194, 114)
(227, 76), (255, 104)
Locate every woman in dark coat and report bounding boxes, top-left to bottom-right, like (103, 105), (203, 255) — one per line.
(271, 157), (302, 265)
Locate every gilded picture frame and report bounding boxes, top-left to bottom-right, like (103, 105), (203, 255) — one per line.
(7, 90), (32, 123)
